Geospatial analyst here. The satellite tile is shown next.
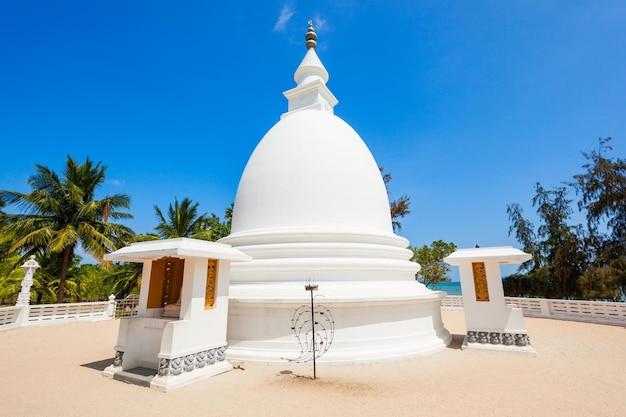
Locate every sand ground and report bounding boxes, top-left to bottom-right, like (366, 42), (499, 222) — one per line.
(1, 310), (624, 417)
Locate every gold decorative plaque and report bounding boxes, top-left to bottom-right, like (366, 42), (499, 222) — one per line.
(204, 259), (218, 310)
(147, 257), (184, 309)
(472, 262), (490, 302)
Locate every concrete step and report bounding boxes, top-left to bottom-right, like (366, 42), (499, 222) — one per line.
(113, 367), (156, 388)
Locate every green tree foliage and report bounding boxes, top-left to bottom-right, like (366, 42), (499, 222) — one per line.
(0, 156), (134, 303)
(66, 263), (113, 302)
(506, 138), (625, 300)
(31, 251), (78, 304)
(0, 253), (25, 305)
(573, 137), (626, 301)
(104, 262), (143, 299)
(197, 213), (231, 241)
(410, 240), (457, 287)
(506, 203), (542, 272)
(154, 198), (232, 241)
(380, 167), (411, 232)
(574, 137), (626, 241)
(104, 233), (159, 298)
(154, 197), (207, 239)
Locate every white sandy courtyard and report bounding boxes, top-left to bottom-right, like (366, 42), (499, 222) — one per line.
(1, 309), (624, 417)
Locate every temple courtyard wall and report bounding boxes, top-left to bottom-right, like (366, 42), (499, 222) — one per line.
(1, 309), (624, 417)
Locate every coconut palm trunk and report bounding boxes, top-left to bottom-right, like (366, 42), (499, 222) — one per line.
(57, 245), (74, 303)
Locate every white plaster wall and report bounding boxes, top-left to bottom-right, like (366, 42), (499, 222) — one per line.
(159, 258), (232, 358)
(227, 293), (449, 364)
(115, 318), (168, 369)
(114, 257), (235, 368)
(136, 260), (152, 317)
(226, 281), (450, 364)
(460, 261), (526, 332)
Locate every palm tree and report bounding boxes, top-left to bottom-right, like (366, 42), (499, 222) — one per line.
(0, 156), (134, 303)
(154, 197), (208, 239)
(0, 253), (24, 305)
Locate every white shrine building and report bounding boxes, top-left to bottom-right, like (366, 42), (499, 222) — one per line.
(218, 22), (451, 364)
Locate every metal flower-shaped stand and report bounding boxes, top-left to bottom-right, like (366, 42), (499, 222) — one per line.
(287, 282), (335, 379)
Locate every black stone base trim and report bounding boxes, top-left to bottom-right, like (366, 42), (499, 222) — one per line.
(158, 345), (227, 377)
(466, 331), (530, 347)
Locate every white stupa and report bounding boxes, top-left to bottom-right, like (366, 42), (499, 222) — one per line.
(219, 22), (450, 364)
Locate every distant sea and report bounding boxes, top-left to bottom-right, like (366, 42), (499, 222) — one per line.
(430, 281), (462, 296)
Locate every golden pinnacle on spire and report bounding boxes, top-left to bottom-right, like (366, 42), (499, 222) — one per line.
(305, 19), (317, 49)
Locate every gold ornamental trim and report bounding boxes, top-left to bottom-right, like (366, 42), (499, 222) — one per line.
(204, 259), (218, 310)
(472, 262), (490, 302)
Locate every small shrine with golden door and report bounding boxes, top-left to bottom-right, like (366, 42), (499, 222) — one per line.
(102, 238), (251, 391)
(444, 246), (536, 354)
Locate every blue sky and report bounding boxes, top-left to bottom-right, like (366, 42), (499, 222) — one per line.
(2, 1), (625, 273)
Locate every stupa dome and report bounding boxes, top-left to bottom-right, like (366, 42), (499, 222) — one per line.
(229, 108), (394, 238)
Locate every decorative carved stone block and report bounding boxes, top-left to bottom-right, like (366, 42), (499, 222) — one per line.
(171, 357), (183, 375)
(515, 334), (528, 346)
(158, 358), (170, 376)
(208, 349), (216, 365)
(113, 350), (124, 367)
(489, 332), (501, 345)
(183, 354), (195, 372)
(196, 351), (206, 368)
(217, 346), (226, 362)
(465, 330), (533, 351)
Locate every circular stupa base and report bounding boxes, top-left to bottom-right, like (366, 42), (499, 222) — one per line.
(225, 281), (451, 364)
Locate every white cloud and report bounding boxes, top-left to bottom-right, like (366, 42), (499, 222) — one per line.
(107, 179), (122, 186)
(273, 4), (295, 32)
(312, 14), (328, 32)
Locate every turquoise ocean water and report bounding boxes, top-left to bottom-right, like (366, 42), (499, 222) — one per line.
(430, 281), (462, 296)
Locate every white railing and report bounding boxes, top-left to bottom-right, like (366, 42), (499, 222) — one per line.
(27, 301), (111, 324)
(442, 295), (626, 326)
(3, 295), (623, 330)
(440, 295), (464, 310)
(0, 295), (140, 331)
(113, 296), (140, 318)
(0, 306), (23, 328)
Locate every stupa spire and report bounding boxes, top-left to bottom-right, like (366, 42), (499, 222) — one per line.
(305, 19), (317, 49)
(282, 21), (338, 117)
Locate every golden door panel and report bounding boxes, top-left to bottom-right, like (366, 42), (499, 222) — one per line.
(472, 262), (490, 302)
(147, 257), (185, 308)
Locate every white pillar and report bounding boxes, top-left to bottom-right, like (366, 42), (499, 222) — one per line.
(107, 294), (116, 318)
(16, 255), (39, 307)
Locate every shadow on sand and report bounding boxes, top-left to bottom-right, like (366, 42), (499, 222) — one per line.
(81, 358), (114, 371)
(446, 334), (465, 350)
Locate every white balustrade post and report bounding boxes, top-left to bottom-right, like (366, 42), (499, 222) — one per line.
(539, 299), (551, 318)
(17, 255), (39, 307)
(16, 255), (40, 326)
(107, 294), (116, 318)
